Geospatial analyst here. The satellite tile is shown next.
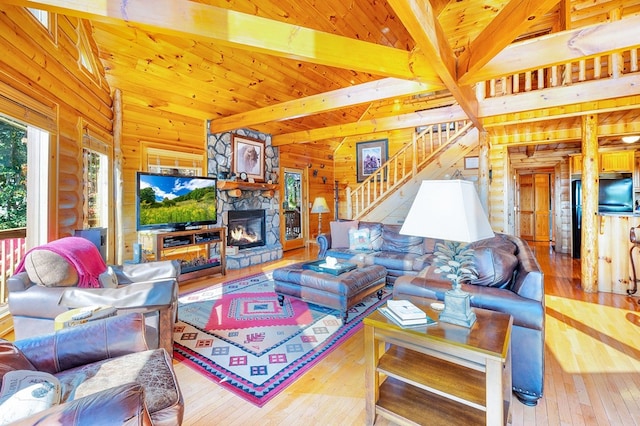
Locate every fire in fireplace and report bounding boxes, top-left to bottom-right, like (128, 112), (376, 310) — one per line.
(227, 209), (266, 249)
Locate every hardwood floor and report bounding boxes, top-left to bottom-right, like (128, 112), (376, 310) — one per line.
(175, 243), (640, 425)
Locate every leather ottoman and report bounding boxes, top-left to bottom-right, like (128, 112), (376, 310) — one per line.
(273, 262), (387, 321)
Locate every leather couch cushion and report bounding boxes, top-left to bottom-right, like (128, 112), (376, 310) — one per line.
(380, 225), (424, 255)
(471, 247), (519, 287)
(330, 220), (359, 248)
(23, 250), (78, 287)
(471, 234), (517, 255)
(0, 340), (36, 381)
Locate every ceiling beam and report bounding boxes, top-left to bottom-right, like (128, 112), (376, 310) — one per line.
(272, 105), (467, 146)
(4, 0), (441, 83)
(464, 15), (640, 85)
(386, 0), (482, 130)
(456, 0), (559, 86)
(208, 78), (443, 134)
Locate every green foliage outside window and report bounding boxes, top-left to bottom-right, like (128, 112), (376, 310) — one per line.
(0, 121), (27, 230)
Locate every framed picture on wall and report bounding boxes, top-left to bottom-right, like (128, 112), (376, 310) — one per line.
(232, 135), (265, 181)
(356, 139), (388, 182)
(464, 156), (479, 170)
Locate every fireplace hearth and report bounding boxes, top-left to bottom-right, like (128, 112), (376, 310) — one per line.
(227, 209), (266, 249)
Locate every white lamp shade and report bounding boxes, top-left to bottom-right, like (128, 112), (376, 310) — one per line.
(400, 180), (494, 243)
(311, 197), (330, 213)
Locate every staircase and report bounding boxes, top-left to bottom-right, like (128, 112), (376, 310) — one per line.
(346, 120), (476, 223)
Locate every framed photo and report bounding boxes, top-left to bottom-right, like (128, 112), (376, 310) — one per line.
(464, 156), (479, 170)
(356, 139), (388, 182)
(232, 135), (265, 181)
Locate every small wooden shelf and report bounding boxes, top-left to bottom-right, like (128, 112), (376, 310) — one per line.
(218, 180), (278, 191)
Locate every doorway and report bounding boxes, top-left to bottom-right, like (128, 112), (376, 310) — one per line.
(518, 173), (553, 242)
(280, 167), (307, 251)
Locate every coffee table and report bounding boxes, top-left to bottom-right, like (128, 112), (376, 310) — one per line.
(273, 261), (386, 321)
(364, 296), (513, 425)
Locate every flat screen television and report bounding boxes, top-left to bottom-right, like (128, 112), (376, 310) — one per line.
(598, 177), (633, 213)
(136, 172), (217, 231)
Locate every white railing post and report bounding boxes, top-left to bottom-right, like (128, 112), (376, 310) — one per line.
(346, 186), (353, 219)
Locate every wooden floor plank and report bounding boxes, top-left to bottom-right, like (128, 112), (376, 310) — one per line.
(174, 242), (640, 426)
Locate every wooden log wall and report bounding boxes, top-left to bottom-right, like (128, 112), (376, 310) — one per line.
(119, 102), (205, 259)
(0, 6), (112, 247)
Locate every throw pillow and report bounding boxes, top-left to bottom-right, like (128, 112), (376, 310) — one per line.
(0, 370), (61, 424)
(349, 228), (371, 250)
(23, 250), (78, 287)
(330, 220), (359, 248)
(358, 222), (383, 250)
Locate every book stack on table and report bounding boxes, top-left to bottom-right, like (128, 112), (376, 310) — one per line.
(378, 300), (436, 327)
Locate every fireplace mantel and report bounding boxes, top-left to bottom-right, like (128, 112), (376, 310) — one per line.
(218, 180), (278, 198)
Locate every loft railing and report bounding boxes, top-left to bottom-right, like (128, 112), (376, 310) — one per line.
(346, 120), (472, 219)
(0, 228), (26, 306)
(478, 48), (640, 99)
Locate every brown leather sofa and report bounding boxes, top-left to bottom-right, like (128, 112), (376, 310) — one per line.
(393, 233), (545, 406)
(8, 260), (180, 355)
(319, 221), (545, 406)
(0, 313), (184, 425)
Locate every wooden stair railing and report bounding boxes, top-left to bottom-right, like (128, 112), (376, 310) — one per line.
(346, 120), (472, 220)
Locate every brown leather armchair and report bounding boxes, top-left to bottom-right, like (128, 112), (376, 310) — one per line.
(0, 313), (184, 425)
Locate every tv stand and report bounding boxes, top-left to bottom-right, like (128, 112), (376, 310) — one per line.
(147, 227), (226, 282)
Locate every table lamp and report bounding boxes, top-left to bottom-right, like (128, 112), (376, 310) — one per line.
(400, 180), (494, 327)
(311, 197), (330, 237)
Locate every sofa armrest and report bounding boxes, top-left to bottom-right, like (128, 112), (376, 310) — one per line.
(7, 272), (34, 293)
(10, 382), (153, 426)
(317, 233), (332, 258)
(111, 260), (180, 284)
(15, 313), (149, 374)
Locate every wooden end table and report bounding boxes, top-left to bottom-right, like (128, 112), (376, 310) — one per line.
(364, 296), (513, 425)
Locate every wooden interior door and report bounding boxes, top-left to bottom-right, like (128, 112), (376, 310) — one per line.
(280, 168), (306, 251)
(518, 173), (551, 241)
(534, 174), (551, 241)
(519, 175), (534, 240)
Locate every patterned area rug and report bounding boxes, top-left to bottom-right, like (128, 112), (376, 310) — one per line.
(173, 271), (390, 407)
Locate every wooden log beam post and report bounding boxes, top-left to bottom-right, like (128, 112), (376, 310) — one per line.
(581, 114), (599, 293)
(478, 130), (490, 214)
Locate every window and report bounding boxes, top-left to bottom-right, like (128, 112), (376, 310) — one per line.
(27, 8), (49, 29)
(82, 132), (111, 230)
(144, 145), (204, 176)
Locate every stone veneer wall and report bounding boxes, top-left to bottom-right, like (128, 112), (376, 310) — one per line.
(207, 126), (282, 269)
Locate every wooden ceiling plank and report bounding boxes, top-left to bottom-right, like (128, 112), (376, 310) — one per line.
(457, 0), (559, 85)
(468, 14), (640, 84)
(209, 78), (443, 133)
(7, 0), (441, 83)
(387, 0), (482, 129)
(272, 105), (467, 145)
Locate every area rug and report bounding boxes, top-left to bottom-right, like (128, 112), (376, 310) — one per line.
(173, 271), (390, 407)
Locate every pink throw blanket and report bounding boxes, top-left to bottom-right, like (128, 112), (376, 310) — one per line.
(16, 237), (107, 288)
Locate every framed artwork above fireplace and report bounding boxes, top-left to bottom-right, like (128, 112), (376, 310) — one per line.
(232, 135), (265, 182)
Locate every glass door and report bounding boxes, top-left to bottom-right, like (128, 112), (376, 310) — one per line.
(281, 168), (306, 251)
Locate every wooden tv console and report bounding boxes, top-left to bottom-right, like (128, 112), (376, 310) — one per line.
(146, 227), (226, 282)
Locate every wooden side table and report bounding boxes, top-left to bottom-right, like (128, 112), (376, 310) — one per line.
(364, 296), (513, 425)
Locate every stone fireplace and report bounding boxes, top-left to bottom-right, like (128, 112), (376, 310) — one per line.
(227, 209), (266, 250)
(207, 127), (283, 269)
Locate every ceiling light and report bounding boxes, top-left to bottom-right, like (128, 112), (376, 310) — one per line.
(622, 135), (640, 143)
